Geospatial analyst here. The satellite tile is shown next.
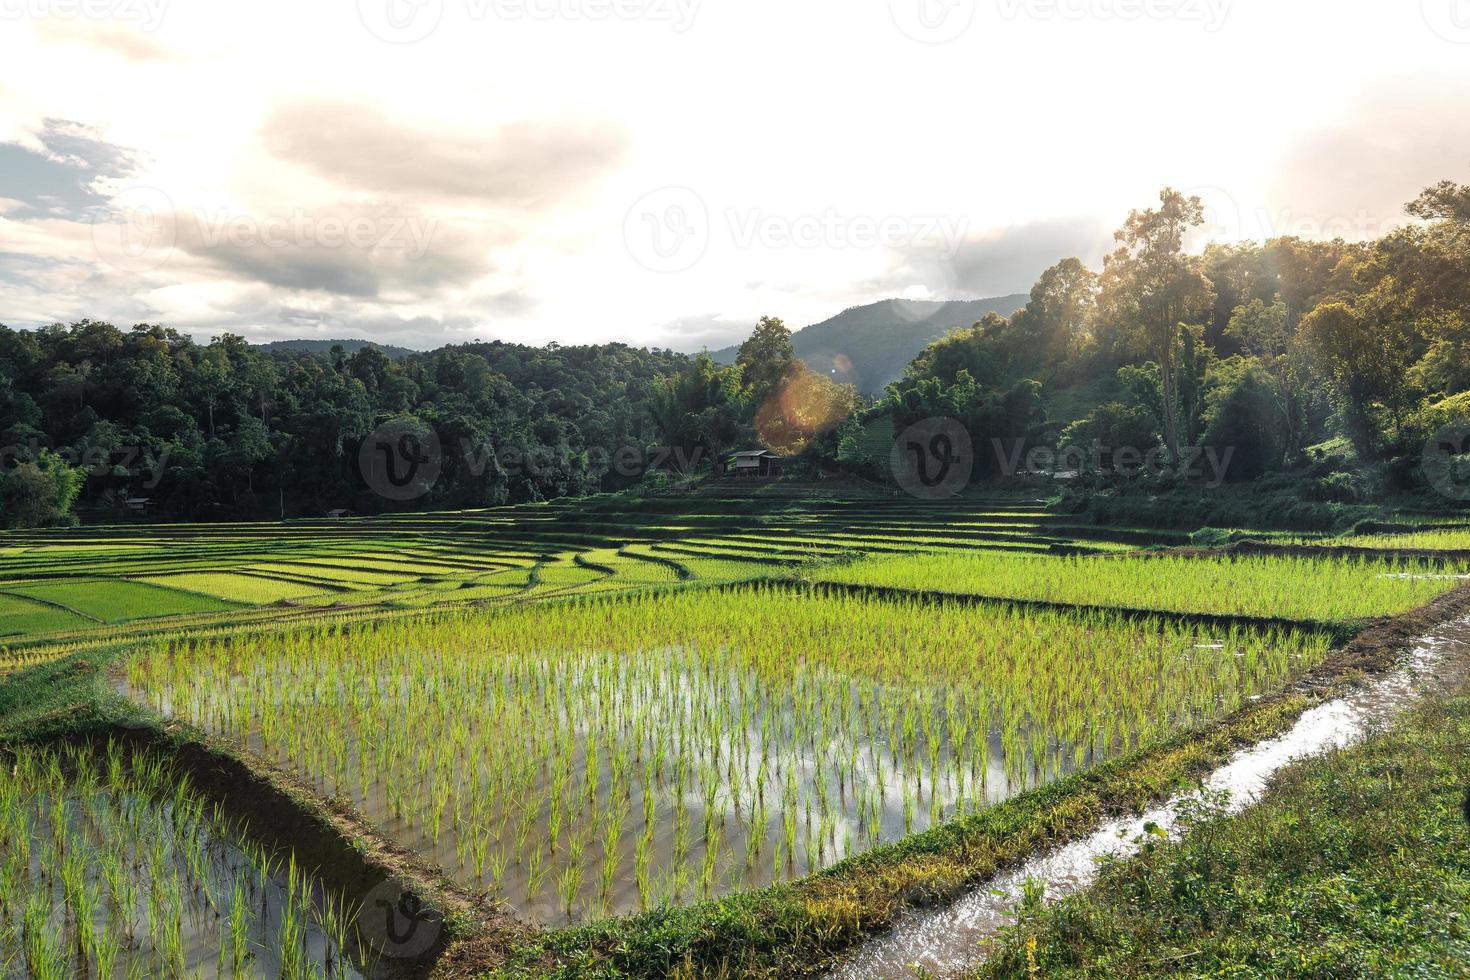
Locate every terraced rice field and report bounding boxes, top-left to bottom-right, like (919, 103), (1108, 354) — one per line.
(1328, 527), (1470, 551)
(137, 572), (332, 605)
(4, 493), (1467, 976)
(4, 579), (240, 623)
(0, 593), (94, 637)
(817, 551), (1467, 623)
(122, 587), (1332, 925)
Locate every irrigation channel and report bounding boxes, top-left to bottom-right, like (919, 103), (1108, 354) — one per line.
(831, 615), (1470, 979)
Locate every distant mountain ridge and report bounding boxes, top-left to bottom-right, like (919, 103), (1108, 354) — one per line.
(256, 294), (1031, 391)
(254, 338), (418, 359)
(710, 295), (1029, 394)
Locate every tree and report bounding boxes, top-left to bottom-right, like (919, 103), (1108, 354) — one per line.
(1059, 402), (1161, 466)
(1412, 310), (1470, 396)
(1009, 258), (1099, 377)
(1097, 189), (1215, 465)
(736, 316), (798, 407)
(1201, 358), (1286, 480)
(648, 352), (745, 466)
(0, 451), (84, 528)
(1226, 298), (1307, 461)
(900, 313), (1011, 390)
(1299, 290), (1420, 459)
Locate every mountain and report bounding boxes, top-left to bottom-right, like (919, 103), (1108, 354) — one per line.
(710, 295), (1029, 394)
(254, 338), (418, 360)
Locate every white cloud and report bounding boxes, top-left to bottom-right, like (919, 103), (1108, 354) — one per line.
(0, 0), (1467, 350)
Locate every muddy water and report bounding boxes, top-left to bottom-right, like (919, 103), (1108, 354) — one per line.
(831, 616), (1470, 979)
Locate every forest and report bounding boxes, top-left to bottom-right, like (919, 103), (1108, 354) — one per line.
(1, 174), (1468, 525)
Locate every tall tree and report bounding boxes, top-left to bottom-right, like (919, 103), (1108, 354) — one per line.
(736, 316), (798, 408)
(1009, 257), (1099, 378)
(1097, 189), (1215, 464)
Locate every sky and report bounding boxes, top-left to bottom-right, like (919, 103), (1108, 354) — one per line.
(1, 0), (1468, 352)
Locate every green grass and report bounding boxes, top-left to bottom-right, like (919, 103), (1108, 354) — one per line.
(974, 677), (1470, 978)
(1, 496), (1462, 977)
(818, 550), (1464, 623)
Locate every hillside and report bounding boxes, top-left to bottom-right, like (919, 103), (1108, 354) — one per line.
(710, 295), (1028, 394)
(254, 338), (419, 359)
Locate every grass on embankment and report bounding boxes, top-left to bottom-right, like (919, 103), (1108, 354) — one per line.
(974, 680), (1470, 978)
(0, 645), (150, 743)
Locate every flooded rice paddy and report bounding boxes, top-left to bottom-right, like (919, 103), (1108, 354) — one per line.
(0, 740), (360, 979)
(117, 589), (1332, 927)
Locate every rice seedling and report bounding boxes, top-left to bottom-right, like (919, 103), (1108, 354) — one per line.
(137, 571), (329, 604)
(0, 740), (358, 977)
(124, 585), (1333, 925)
(818, 550), (1465, 622)
(1325, 527), (1470, 551)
